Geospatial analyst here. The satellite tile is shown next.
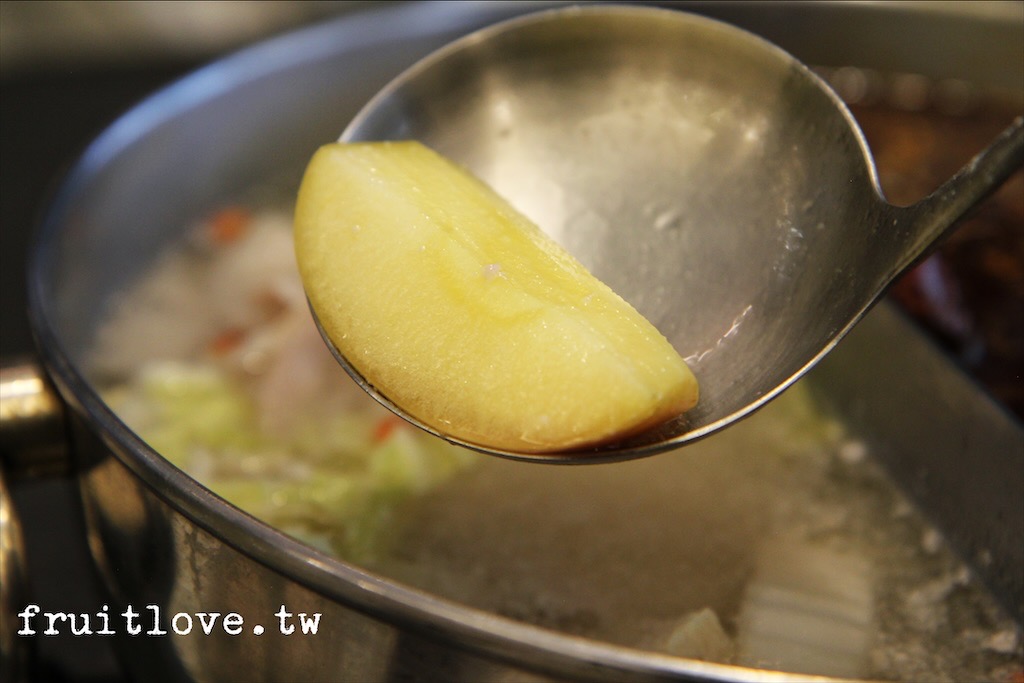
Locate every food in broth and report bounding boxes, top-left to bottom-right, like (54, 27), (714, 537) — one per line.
(90, 202), (1022, 681)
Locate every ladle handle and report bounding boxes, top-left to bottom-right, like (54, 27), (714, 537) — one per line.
(898, 116), (1024, 274)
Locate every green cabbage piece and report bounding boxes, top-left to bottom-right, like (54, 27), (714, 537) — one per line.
(103, 361), (478, 562)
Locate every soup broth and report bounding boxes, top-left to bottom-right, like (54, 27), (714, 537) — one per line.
(89, 201), (1022, 681)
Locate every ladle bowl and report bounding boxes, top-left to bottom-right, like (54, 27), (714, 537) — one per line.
(321, 5), (1024, 463)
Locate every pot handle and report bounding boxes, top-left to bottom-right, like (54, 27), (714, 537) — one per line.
(1, 360), (70, 479)
(1, 359), (71, 683)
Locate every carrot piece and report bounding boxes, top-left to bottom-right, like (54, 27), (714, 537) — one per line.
(372, 415), (405, 443)
(208, 327), (246, 357)
(208, 206), (251, 244)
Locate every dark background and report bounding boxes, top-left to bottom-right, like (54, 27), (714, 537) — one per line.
(3, 65), (192, 683)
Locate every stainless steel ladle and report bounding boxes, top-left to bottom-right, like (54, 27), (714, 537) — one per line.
(316, 5), (1024, 463)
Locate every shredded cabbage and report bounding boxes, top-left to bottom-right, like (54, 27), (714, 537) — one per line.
(104, 360), (477, 562)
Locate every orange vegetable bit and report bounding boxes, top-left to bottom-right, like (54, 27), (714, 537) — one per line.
(208, 206), (252, 245)
(208, 327), (247, 357)
(372, 415), (406, 443)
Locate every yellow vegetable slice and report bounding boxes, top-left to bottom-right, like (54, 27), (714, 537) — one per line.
(294, 141), (698, 453)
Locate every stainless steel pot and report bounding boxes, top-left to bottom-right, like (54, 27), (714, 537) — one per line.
(2, 2), (1022, 681)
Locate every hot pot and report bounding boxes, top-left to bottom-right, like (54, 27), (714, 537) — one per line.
(2, 2), (1022, 681)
